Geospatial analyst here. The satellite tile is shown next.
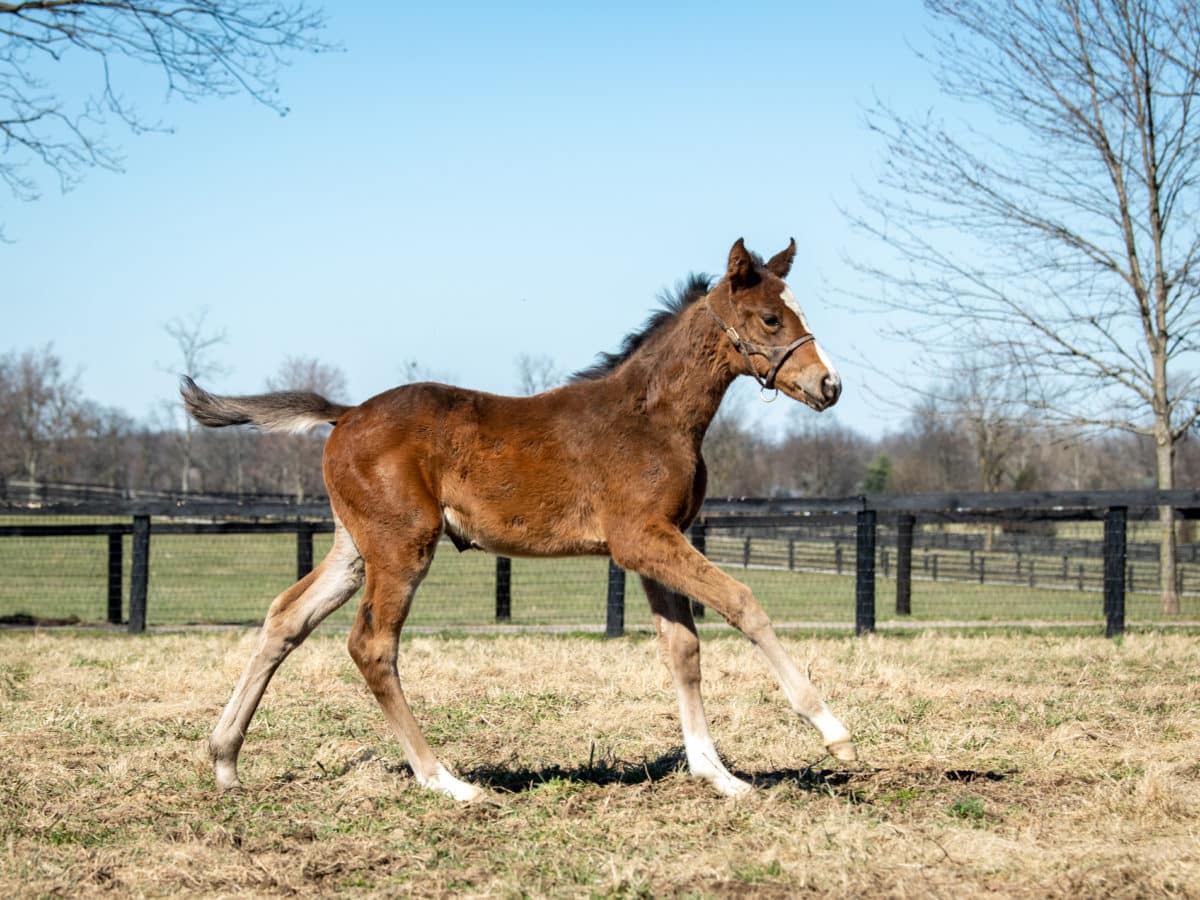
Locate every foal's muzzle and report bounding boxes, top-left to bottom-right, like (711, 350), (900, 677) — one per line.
(821, 373), (841, 405)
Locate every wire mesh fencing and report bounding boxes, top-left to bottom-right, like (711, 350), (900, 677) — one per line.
(1, 494), (1198, 632)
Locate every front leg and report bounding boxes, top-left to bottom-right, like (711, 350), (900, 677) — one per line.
(613, 523), (857, 764)
(643, 577), (751, 797)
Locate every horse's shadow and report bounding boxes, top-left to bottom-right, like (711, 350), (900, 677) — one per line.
(358, 746), (1012, 798)
(452, 753), (1013, 798)
(457, 749), (865, 796)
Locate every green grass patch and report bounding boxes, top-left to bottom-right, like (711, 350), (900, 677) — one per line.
(1, 524), (1196, 629)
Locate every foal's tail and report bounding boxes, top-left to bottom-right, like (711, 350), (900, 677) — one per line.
(180, 376), (352, 434)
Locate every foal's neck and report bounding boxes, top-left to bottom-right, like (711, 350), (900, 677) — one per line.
(619, 301), (735, 444)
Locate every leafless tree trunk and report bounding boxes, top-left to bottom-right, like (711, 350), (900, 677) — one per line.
(163, 309), (227, 493)
(849, 0), (1200, 613)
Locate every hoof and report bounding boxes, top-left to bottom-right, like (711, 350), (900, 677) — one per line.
(826, 739), (859, 763)
(421, 764), (486, 803)
(214, 759), (243, 794)
(712, 775), (754, 798)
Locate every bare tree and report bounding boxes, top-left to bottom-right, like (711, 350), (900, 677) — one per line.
(71, 402), (135, 487)
(264, 354), (347, 398)
(162, 308), (227, 492)
(0, 344), (86, 480)
(514, 353), (563, 396)
(263, 354), (347, 500)
(0, 1), (330, 236)
(942, 355), (1033, 494)
(701, 401), (769, 497)
(850, 0), (1200, 613)
(774, 412), (873, 497)
(883, 398), (975, 494)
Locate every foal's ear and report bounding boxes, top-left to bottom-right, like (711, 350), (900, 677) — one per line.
(727, 238), (754, 289)
(766, 238), (797, 278)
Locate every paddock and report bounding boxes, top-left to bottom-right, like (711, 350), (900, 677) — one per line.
(1, 629), (1196, 896)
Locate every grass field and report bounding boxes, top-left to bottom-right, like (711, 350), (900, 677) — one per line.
(1, 629), (1197, 896)
(2, 524), (1197, 630)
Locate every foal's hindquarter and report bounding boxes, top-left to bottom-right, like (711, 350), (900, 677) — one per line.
(202, 240), (856, 800)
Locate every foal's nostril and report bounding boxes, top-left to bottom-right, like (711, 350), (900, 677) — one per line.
(821, 374), (840, 403)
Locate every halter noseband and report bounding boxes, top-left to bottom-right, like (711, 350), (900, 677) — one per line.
(701, 297), (816, 395)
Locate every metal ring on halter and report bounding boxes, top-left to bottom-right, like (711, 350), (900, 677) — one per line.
(759, 386), (779, 403)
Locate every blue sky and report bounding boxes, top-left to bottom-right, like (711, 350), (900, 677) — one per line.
(4, 1), (935, 437)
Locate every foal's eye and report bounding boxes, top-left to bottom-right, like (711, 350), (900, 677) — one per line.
(761, 313), (782, 329)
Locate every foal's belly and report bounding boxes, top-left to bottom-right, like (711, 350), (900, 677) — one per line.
(440, 503), (609, 558)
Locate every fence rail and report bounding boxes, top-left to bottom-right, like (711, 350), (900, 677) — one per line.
(3, 488), (1199, 636)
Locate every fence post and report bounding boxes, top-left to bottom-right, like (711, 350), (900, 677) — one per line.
(689, 522), (706, 619)
(606, 559), (625, 638)
(296, 525), (314, 580)
(1104, 506), (1127, 638)
(128, 514), (150, 634)
(495, 556), (512, 622)
(787, 538), (795, 571)
(107, 532), (123, 625)
(742, 536), (751, 568)
(896, 513), (913, 616)
(856, 508), (876, 635)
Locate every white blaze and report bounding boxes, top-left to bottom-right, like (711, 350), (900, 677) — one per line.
(779, 286), (810, 331)
(780, 286), (841, 388)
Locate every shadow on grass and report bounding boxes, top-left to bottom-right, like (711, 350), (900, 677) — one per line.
(464, 749), (690, 793)
(461, 752), (1014, 798)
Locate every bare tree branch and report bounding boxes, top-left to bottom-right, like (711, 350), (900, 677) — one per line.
(0, 1), (332, 236)
(846, 0), (1200, 612)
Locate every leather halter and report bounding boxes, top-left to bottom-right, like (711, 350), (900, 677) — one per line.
(701, 297), (816, 393)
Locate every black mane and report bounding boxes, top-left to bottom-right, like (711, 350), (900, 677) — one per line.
(571, 273), (714, 382)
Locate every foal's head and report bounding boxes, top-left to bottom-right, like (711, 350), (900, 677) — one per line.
(706, 238), (841, 411)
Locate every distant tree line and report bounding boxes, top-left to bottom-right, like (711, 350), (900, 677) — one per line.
(701, 396), (1200, 499)
(4, 342), (1198, 502)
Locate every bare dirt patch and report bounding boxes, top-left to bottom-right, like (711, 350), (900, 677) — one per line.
(1, 630), (1197, 897)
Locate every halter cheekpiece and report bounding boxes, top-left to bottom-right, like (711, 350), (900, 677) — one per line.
(701, 298), (815, 393)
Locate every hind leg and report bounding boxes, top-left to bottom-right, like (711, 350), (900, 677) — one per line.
(347, 525), (483, 802)
(644, 577), (751, 797)
(210, 517), (365, 791)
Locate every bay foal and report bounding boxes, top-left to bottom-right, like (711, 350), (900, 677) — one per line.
(184, 238), (856, 800)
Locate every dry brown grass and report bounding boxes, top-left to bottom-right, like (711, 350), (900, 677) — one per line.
(1, 628), (1197, 898)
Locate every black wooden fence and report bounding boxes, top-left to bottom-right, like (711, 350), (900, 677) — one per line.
(2, 488), (1199, 636)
